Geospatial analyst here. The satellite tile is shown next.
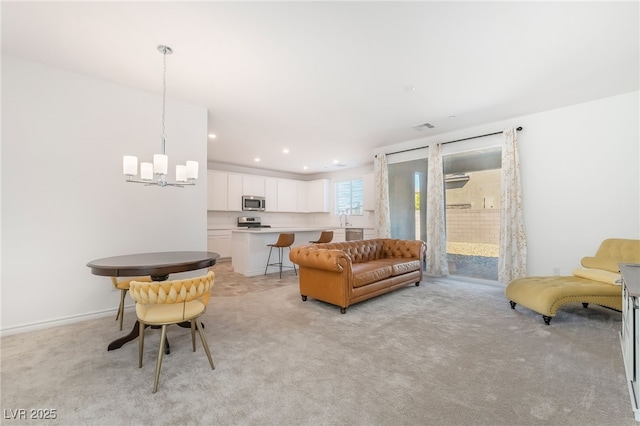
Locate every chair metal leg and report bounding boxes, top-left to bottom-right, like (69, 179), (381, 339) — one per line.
(195, 318), (215, 370)
(153, 325), (168, 393)
(117, 289), (127, 331)
(138, 321), (145, 368)
(191, 320), (196, 352)
(264, 246), (274, 275)
(265, 245), (297, 278)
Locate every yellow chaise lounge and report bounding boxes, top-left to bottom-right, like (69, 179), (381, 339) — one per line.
(505, 238), (640, 325)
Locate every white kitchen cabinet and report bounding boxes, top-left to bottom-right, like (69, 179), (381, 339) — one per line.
(297, 181), (307, 212)
(265, 177), (278, 212)
(332, 229), (346, 243)
(207, 230), (232, 258)
(364, 228), (376, 240)
(227, 173), (243, 211)
(207, 170), (228, 211)
(242, 175), (265, 197)
(277, 178), (298, 212)
(306, 179), (330, 212)
(363, 173), (375, 211)
(620, 264), (640, 421)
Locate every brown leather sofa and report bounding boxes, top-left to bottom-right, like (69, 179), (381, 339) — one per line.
(289, 238), (426, 313)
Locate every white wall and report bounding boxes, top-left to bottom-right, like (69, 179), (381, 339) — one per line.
(519, 92), (639, 275)
(1, 56), (208, 334)
(378, 91), (639, 277)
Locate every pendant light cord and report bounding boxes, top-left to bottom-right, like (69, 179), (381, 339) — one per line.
(161, 49), (167, 155)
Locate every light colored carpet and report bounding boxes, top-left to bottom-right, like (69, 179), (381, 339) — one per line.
(1, 263), (635, 425)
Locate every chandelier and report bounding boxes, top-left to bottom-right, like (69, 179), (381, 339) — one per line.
(122, 45), (198, 187)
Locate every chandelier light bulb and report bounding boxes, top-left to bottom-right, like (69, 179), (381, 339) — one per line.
(186, 161), (199, 179)
(140, 163), (154, 180)
(123, 156), (138, 175)
(153, 154), (168, 175)
(176, 165), (187, 182)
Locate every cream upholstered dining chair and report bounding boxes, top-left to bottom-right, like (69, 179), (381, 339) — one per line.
(128, 271), (215, 393)
(111, 276), (151, 331)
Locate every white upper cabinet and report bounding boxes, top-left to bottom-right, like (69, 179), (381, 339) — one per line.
(264, 177), (278, 212)
(207, 170), (241, 211)
(363, 173), (375, 211)
(306, 179), (330, 212)
(207, 171), (329, 213)
(227, 173), (243, 211)
(277, 178), (298, 212)
(297, 181), (307, 212)
(207, 170), (228, 211)
(242, 175), (265, 197)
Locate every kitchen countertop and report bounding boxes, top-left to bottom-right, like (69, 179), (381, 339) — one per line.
(231, 226), (339, 233)
(209, 226), (374, 232)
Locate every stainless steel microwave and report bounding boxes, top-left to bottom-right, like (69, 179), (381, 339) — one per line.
(242, 195), (265, 211)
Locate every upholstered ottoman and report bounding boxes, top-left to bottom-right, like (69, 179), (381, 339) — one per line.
(505, 275), (622, 325)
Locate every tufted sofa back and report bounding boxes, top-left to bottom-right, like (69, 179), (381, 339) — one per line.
(312, 239), (424, 264)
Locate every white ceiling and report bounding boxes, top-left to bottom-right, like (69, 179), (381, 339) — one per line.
(2, 1), (638, 175)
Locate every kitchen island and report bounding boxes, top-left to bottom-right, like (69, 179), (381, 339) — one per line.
(231, 227), (335, 277)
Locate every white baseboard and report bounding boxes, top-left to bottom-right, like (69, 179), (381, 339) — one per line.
(0, 306), (126, 337)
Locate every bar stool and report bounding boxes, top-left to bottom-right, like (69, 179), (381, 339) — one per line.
(264, 233), (297, 278)
(310, 230), (333, 244)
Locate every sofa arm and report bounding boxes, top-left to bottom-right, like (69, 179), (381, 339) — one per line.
(289, 247), (351, 272)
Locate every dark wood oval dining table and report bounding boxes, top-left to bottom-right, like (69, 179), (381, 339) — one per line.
(87, 251), (220, 351)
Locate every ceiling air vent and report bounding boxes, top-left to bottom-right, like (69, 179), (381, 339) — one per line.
(412, 122), (435, 131)
(324, 163), (347, 169)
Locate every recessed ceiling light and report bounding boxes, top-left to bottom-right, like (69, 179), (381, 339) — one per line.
(254, 157), (260, 162)
(303, 166), (308, 170)
(283, 148), (290, 154)
(333, 159), (339, 164)
(208, 134), (217, 139)
(402, 85), (416, 92)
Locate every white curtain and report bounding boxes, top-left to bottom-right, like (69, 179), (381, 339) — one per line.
(499, 128), (527, 284)
(426, 143), (449, 276)
(374, 154), (391, 238)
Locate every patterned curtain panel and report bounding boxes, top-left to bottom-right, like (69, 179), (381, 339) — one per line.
(498, 128), (527, 284)
(374, 154), (391, 238)
(426, 143), (449, 276)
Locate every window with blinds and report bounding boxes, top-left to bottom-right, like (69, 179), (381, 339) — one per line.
(335, 179), (364, 215)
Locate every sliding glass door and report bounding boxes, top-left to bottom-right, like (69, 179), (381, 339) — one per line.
(443, 147), (501, 281)
(387, 145), (501, 281)
(388, 159), (427, 242)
